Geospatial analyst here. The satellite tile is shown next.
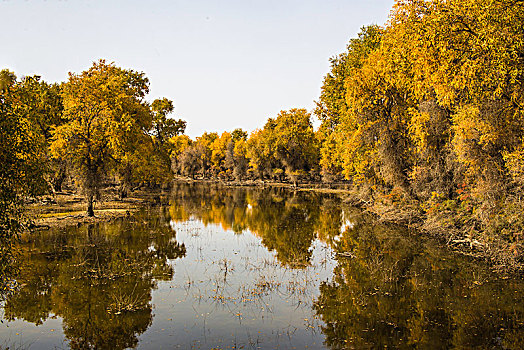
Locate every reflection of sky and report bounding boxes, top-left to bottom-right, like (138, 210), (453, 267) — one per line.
(0, 0), (394, 137)
(339, 209), (355, 235)
(142, 218), (336, 349)
(0, 316), (66, 350)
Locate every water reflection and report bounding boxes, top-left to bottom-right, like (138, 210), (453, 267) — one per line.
(169, 183), (327, 267)
(168, 183), (524, 349)
(4, 210), (185, 349)
(2, 183), (524, 349)
(314, 208), (524, 349)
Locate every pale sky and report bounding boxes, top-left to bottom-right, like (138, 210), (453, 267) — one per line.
(0, 0), (395, 138)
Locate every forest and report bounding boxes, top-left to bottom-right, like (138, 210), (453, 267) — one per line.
(1, 0), (524, 271)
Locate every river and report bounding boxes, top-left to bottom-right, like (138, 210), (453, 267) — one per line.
(1, 182), (523, 349)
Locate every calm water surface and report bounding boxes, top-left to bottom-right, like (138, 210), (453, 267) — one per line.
(1, 183), (524, 349)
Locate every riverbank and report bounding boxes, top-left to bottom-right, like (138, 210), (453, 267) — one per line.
(25, 188), (167, 229)
(25, 179), (354, 230)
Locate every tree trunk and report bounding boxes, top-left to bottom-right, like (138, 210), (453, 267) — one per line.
(87, 195), (95, 217)
(119, 163), (132, 200)
(53, 174), (65, 192)
(53, 163), (67, 192)
(119, 182), (128, 200)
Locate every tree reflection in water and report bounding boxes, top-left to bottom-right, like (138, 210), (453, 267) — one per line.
(4, 208), (185, 349)
(314, 208), (524, 349)
(169, 182), (326, 268)
(168, 183), (524, 349)
(3, 183), (524, 348)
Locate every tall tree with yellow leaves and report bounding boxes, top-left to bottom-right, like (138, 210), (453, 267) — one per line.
(50, 60), (151, 216)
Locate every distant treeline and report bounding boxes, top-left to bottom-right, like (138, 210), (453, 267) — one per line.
(170, 108), (319, 184)
(1, 0), (524, 269)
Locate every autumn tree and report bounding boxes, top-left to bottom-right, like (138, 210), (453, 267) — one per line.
(246, 128), (274, 180)
(309, 0), (524, 266)
(207, 128), (249, 180)
(13, 75), (66, 192)
(193, 132), (218, 178)
(315, 25), (383, 181)
(210, 131), (232, 177)
(127, 98), (186, 189)
(232, 139), (249, 180)
(0, 69), (48, 289)
(169, 134), (192, 175)
(226, 128), (249, 180)
(150, 98), (186, 145)
(270, 109), (319, 185)
(178, 146), (200, 179)
(51, 60), (151, 216)
(380, 0), (524, 254)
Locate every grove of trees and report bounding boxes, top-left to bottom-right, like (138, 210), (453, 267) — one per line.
(313, 0), (524, 269)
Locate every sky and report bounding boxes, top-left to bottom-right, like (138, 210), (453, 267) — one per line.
(0, 0), (395, 138)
